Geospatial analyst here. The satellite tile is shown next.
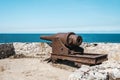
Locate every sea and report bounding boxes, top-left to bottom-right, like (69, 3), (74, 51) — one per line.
(0, 34), (120, 43)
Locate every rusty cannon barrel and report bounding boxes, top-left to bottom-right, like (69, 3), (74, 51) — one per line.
(40, 32), (82, 47)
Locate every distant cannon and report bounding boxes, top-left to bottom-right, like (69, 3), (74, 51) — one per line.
(40, 32), (107, 66)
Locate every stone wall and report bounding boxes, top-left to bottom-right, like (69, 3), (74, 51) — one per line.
(13, 42), (52, 58)
(0, 42), (52, 59)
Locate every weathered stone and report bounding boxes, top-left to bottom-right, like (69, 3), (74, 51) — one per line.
(0, 43), (15, 59)
(0, 42), (52, 59)
(68, 60), (120, 80)
(13, 42), (52, 58)
(110, 68), (120, 79)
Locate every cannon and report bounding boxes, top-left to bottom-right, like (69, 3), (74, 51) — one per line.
(40, 32), (107, 66)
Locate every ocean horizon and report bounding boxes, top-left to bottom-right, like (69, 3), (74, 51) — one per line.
(0, 33), (120, 43)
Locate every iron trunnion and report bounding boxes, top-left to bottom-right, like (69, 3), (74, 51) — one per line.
(40, 32), (107, 66)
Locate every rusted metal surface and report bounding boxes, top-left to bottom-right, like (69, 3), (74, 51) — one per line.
(40, 32), (107, 66)
(51, 53), (107, 65)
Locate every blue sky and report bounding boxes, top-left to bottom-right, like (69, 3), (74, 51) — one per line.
(0, 0), (120, 33)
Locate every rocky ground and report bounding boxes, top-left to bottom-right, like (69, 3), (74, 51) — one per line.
(0, 42), (120, 80)
(68, 60), (120, 80)
(69, 43), (120, 80)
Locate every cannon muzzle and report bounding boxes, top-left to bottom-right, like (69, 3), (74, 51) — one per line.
(40, 35), (55, 41)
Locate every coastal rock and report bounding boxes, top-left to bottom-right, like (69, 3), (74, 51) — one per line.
(13, 42), (52, 58)
(0, 43), (15, 59)
(68, 60), (120, 80)
(110, 68), (120, 78)
(0, 42), (52, 59)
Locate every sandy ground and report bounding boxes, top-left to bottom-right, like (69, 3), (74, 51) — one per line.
(0, 58), (72, 80)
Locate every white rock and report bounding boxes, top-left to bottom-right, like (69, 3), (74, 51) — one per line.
(111, 68), (120, 78)
(13, 42), (52, 57)
(79, 65), (90, 72)
(69, 60), (120, 80)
